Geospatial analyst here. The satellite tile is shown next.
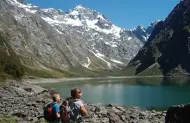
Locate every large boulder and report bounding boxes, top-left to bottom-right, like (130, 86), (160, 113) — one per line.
(165, 104), (190, 123)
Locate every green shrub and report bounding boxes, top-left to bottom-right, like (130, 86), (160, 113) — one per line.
(0, 34), (24, 80)
(0, 116), (18, 123)
(183, 26), (190, 32)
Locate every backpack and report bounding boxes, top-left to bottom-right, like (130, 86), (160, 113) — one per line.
(44, 103), (57, 122)
(60, 99), (83, 123)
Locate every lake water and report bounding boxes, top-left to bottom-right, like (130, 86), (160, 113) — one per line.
(37, 77), (190, 110)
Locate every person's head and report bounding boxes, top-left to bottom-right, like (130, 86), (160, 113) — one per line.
(52, 93), (61, 103)
(49, 89), (57, 97)
(71, 88), (82, 99)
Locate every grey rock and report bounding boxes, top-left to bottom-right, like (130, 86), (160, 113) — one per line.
(23, 88), (33, 93)
(138, 120), (151, 123)
(165, 104), (190, 123)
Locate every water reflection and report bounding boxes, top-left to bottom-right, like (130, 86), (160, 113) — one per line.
(37, 77), (190, 110)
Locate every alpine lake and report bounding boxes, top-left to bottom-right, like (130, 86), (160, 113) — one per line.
(37, 77), (190, 110)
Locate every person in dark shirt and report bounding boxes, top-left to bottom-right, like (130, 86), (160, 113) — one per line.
(70, 88), (88, 121)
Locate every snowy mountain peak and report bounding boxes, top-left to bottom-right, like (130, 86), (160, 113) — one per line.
(69, 5), (101, 20)
(146, 20), (160, 34)
(74, 4), (86, 11)
(39, 4), (122, 38)
(133, 25), (146, 31)
(149, 20), (161, 27)
(131, 20), (160, 43)
(70, 5), (110, 23)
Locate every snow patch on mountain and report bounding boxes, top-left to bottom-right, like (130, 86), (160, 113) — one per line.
(128, 37), (132, 40)
(8, 0), (38, 14)
(82, 57), (91, 69)
(85, 19), (121, 38)
(70, 10), (79, 16)
(89, 50), (112, 69)
(110, 59), (124, 64)
(41, 15), (83, 26)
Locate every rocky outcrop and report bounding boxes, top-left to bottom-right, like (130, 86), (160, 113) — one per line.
(127, 0), (190, 76)
(0, 81), (166, 123)
(165, 104), (190, 123)
(0, 81), (50, 122)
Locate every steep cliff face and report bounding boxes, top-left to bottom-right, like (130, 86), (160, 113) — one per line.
(0, 0), (146, 77)
(127, 0), (190, 76)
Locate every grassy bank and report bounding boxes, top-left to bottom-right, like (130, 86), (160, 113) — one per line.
(0, 116), (18, 123)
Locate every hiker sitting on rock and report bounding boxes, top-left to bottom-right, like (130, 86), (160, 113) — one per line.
(51, 93), (61, 123)
(60, 88), (88, 123)
(44, 93), (61, 123)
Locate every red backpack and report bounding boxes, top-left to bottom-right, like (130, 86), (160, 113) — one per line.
(44, 103), (56, 122)
(60, 100), (70, 123)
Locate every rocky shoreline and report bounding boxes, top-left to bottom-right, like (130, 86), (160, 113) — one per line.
(0, 80), (187, 123)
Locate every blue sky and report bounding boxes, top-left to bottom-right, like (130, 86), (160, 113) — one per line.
(26, 0), (180, 29)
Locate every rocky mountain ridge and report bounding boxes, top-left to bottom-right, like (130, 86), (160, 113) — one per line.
(127, 0), (190, 76)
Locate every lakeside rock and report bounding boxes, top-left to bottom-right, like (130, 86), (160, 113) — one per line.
(0, 81), (50, 122)
(85, 104), (166, 123)
(0, 81), (166, 123)
(165, 104), (190, 123)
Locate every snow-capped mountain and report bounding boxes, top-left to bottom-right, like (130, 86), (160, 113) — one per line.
(41, 5), (121, 38)
(39, 4), (145, 62)
(0, 0), (151, 76)
(131, 20), (160, 43)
